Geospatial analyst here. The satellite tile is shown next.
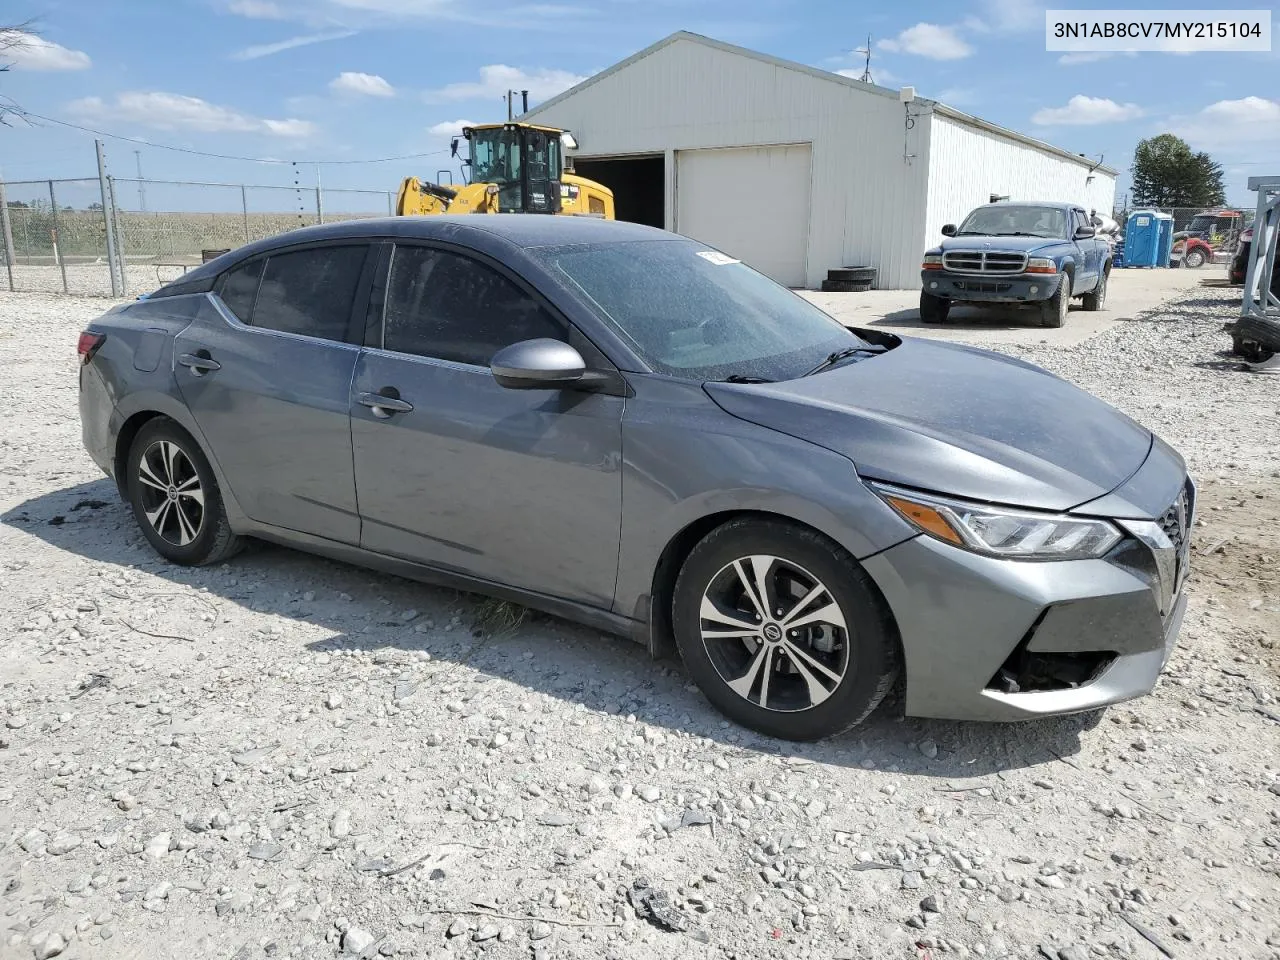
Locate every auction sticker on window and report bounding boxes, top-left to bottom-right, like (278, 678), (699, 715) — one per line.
(1046, 9), (1270, 52)
(697, 251), (741, 265)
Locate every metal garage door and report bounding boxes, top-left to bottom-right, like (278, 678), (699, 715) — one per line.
(676, 144), (812, 287)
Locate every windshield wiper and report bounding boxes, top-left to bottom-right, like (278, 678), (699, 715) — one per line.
(722, 374), (773, 384)
(993, 231), (1046, 238)
(801, 344), (886, 378)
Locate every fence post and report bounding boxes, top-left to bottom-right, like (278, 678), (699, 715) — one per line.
(241, 185), (250, 243)
(95, 139), (122, 297)
(107, 175), (129, 297)
(48, 181), (70, 295)
(0, 175), (15, 291)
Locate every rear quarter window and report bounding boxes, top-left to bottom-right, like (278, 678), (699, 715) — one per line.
(215, 259), (265, 323)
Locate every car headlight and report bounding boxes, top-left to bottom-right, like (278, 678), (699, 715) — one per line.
(868, 481), (1122, 561)
(1024, 257), (1058, 274)
(921, 254), (943, 270)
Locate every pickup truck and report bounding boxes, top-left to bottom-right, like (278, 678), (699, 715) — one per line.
(920, 202), (1113, 328)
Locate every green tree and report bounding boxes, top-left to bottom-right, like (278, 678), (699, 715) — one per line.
(1131, 134), (1226, 208)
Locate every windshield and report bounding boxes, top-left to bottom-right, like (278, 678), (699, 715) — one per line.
(957, 205), (1067, 239)
(535, 240), (869, 381)
(469, 129), (521, 184)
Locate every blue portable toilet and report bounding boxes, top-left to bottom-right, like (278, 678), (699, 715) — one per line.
(1124, 210), (1174, 267)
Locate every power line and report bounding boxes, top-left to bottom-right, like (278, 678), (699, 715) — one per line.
(7, 107), (450, 165)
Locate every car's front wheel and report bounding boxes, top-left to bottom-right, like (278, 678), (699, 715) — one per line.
(1183, 248), (1206, 268)
(1039, 274), (1070, 327)
(672, 518), (899, 741)
(919, 291), (951, 324)
(126, 417), (242, 566)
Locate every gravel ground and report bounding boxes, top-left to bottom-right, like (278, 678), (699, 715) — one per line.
(1, 287), (1277, 960)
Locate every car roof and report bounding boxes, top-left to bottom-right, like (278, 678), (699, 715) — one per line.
(973, 202), (1078, 212)
(169, 215), (677, 288)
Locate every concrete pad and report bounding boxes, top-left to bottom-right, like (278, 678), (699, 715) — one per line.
(801, 266), (1212, 347)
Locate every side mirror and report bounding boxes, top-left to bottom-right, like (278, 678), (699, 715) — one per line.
(941, 224), (957, 237)
(490, 338), (586, 390)
(1074, 225), (1095, 239)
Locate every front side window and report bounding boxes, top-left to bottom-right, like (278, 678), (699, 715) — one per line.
(383, 245), (566, 366)
(534, 239), (868, 382)
(251, 245), (368, 341)
(216, 259), (264, 323)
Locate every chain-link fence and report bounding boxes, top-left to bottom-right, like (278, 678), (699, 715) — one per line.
(1, 171), (399, 298)
(1110, 204), (1257, 265)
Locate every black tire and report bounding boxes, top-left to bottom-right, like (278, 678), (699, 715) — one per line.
(1039, 273), (1070, 327)
(828, 266), (877, 283)
(126, 417), (242, 566)
(672, 518), (900, 741)
(1233, 315), (1280, 352)
(919, 290), (951, 324)
(1081, 266), (1109, 312)
(1183, 248), (1206, 269)
(822, 279), (872, 293)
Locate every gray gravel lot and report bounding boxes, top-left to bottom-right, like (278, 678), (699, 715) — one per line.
(0, 286), (1277, 960)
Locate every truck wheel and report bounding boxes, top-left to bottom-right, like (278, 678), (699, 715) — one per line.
(1081, 267), (1109, 312)
(1039, 275), (1070, 328)
(1183, 248), (1206, 268)
(919, 291), (951, 324)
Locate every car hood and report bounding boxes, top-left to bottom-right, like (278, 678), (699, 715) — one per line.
(936, 235), (1062, 253)
(704, 338), (1152, 512)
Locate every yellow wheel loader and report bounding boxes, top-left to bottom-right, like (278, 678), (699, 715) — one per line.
(396, 123), (615, 219)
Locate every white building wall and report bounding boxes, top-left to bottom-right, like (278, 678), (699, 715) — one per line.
(526, 37), (932, 289)
(923, 113), (1118, 257)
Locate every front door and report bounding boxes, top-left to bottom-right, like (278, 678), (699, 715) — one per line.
(350, 242), (623, 608)
(174, 242), (373, 543)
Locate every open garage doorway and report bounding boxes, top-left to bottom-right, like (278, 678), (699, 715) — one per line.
(572, 155), (665, 228)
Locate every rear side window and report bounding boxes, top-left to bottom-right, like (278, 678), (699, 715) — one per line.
(216, 259), (264, 323)
(250, 245), (368, 341)
(383, 245), (565, 365)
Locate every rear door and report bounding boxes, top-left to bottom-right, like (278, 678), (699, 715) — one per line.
(350, 241), (624, 608)
(174, 242), (375, 543)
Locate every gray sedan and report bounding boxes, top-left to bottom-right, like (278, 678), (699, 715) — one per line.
(78, 215), (1193, 741)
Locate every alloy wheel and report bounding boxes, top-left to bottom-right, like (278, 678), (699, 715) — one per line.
(699, 554), (850, 712)
(135, 440), (205, 546)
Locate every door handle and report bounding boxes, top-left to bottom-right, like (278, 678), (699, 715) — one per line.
(178, 351), (221, 375)
(358, 390), (414, 418)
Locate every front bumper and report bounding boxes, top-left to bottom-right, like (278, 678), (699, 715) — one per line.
(861, 513), (1191, 722)
(921, 270), (1062, 304)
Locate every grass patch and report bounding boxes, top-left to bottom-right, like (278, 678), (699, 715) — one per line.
(472, 598), (528, 637)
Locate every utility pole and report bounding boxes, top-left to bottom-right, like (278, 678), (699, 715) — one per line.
(857, 34), (873, 84)
(134, 150), (147, 212)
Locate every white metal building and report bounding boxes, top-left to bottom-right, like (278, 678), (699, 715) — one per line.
(525, 32), (1118, 290)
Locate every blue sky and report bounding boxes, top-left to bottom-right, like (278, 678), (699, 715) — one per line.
(2, 0), (1277, 209)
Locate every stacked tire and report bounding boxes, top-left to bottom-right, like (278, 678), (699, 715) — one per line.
(1230, 315), (1280, 362)
(821, 265), (876, 293)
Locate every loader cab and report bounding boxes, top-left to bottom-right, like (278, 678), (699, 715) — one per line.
(461, 123), (564, 215)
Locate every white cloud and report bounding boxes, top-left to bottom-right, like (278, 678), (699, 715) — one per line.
(228, 0), (289, 17)
(330, 71), (395, 97)
(68, 92), (318, 138)
(1, 30), (91, 70)
(879, 24), (972, 61)
(424, 64), (586, 104)
(427, 119), (478, 139)
(936, 87), (978, 107)
(964, 0), (1044, 35)
(1171, 97), (1280, 145)
(231, 29), (356, 60)
(836, 66), (901, 87)
(1032, 95), (1143, 125)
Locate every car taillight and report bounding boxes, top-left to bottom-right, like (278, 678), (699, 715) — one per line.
(77, 331), (105, 365)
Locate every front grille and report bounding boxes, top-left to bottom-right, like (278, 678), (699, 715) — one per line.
(942, 250), (1029, 274)
(1114, 476), (1196, 622)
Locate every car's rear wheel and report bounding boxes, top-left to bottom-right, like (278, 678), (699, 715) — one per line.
(919, 291), (951, 324)
(672, 518), (899, 741)
(126, 417), (242, 566)
(1183, 248), (1206, 268)
(1039, 274), (1070, 327)
(1081, 267), (1109, 311)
